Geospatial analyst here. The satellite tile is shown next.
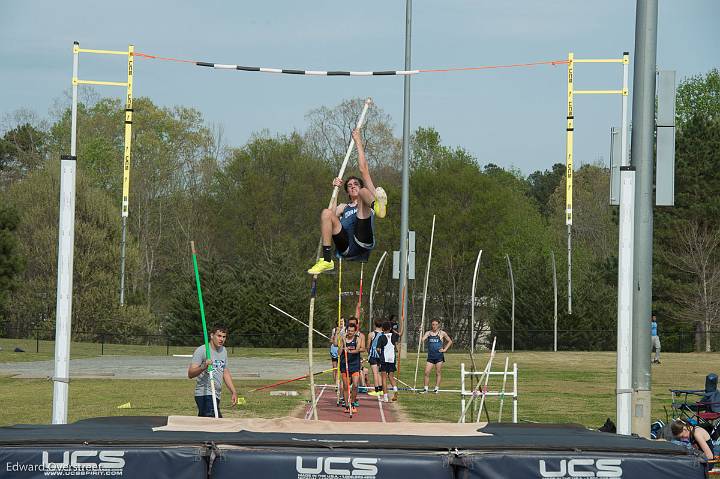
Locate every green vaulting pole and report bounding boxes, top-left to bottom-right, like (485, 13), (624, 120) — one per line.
(191, 241), (219, 419)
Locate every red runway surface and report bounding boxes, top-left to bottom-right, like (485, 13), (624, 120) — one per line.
(305, 385), (398, 422)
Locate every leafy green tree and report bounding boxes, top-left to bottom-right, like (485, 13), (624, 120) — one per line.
(676, 69), (720, 127)
(0, 123), (48, 188)
(0, 204), (23, 328)
(3, 159), (153, 338)
(528, 163), (565, 218)
(655, 116), (720, 350)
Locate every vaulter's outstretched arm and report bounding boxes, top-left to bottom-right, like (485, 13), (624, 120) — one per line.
(352, 129), (376, 200)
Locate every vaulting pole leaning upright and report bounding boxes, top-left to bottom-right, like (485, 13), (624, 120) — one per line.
(307, 98), (372, 420)
(368, 251), (388, 332)
(190, 241), (219, 419)
(413, 215), (436, 389)
(468, 248), (483, 419)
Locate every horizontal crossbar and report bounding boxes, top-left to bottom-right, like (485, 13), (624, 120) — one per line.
(575, 89), (624, 95)
(574, 58), (624, 63)
(74, 79), (128, 87)
(77, 48), (130, 56)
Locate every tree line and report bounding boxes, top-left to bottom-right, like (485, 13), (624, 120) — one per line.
(0, 69), (718, 351)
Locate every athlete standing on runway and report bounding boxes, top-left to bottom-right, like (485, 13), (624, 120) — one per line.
(338, 321), (365, 413)
(366, 319), (384, 396)
(376, 321), (400, 402)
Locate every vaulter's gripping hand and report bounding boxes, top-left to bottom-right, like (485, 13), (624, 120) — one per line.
(332, 177), (343, 188)
(351, 128), (362, 146)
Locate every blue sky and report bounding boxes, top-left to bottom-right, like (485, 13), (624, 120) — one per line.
(0, 1), (717, 174)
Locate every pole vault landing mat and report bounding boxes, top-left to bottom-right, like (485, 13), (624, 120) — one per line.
(0, 416), (708, 478)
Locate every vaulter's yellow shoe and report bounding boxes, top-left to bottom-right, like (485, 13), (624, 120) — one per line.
(307, 259), (335, 275)
(373, 186), (387, 219)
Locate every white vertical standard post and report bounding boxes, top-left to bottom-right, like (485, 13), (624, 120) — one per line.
(513, 363), (518, 423)
(620, 52), (630, 168)
(460, 362), (466, 423)
(616, 166), (636, 435)
(52, 42), (80, 424)
(551, 251), (558, 352)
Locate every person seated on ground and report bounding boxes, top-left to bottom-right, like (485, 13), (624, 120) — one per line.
(420, 319), (453, 394)
(671, 419), (716, 460)
(307, 128), (387, 275)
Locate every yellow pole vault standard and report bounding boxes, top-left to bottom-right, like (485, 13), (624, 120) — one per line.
(119, 46), (134, 307)
(564, 52), (629, 316)
(565, 52), (574, 315)
(70, 43), (135, 307)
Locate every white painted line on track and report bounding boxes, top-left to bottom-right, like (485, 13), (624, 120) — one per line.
(306, 385), (327, 420)
(377, 394), (386, 423)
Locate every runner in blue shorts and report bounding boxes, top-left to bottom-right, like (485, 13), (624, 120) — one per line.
(421, 319), (453, 394)
(338, 321), (365, 414)
(376, 321), (400, 402)
(367, 319), (384, 396)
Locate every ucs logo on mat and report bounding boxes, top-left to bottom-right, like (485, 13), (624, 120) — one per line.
(296, 456), (378, 478)
(42, 450), (126, 474)
(539, 458), (623, 478)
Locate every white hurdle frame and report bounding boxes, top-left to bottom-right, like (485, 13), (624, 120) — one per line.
(460, 362), (518, 423)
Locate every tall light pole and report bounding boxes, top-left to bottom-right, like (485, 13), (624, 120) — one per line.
(398, 0), (412, 358)
(630, 0), (658, 438)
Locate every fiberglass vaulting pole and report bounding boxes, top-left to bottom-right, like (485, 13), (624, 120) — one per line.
(631, 0), (658, 438)
(369, 251), (388, 332)
(398, 0), (412, 360)
(52, 42), (80, 424)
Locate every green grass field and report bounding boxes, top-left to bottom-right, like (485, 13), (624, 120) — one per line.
(1, 343), (716, 428)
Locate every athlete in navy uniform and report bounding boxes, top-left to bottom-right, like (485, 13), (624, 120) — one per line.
(421, 319), (453, 393)
(376, 321), (400, 402)
(338, 321), (365, 413)
(366, 319), (384, 396)
(308, 128), (387, 274)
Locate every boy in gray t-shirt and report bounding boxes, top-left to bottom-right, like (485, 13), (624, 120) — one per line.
(187, 325), (238, 417)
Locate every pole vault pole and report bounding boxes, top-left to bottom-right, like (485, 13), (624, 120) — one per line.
(368, 251), (388, 332)
(190, 241), (218, 419)
(269, 304), (330, 339)
(506, 254), (515, 352)
(307, 99), (371, 420)
(413, 215), (436, 389)
(336, 258), (343, 406)
(356, 262), (365, 322)
(470, 249), (483, 355)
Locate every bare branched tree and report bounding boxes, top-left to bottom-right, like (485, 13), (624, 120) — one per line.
(303, 98), (401, 172)
(664, 220), (720, 352)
